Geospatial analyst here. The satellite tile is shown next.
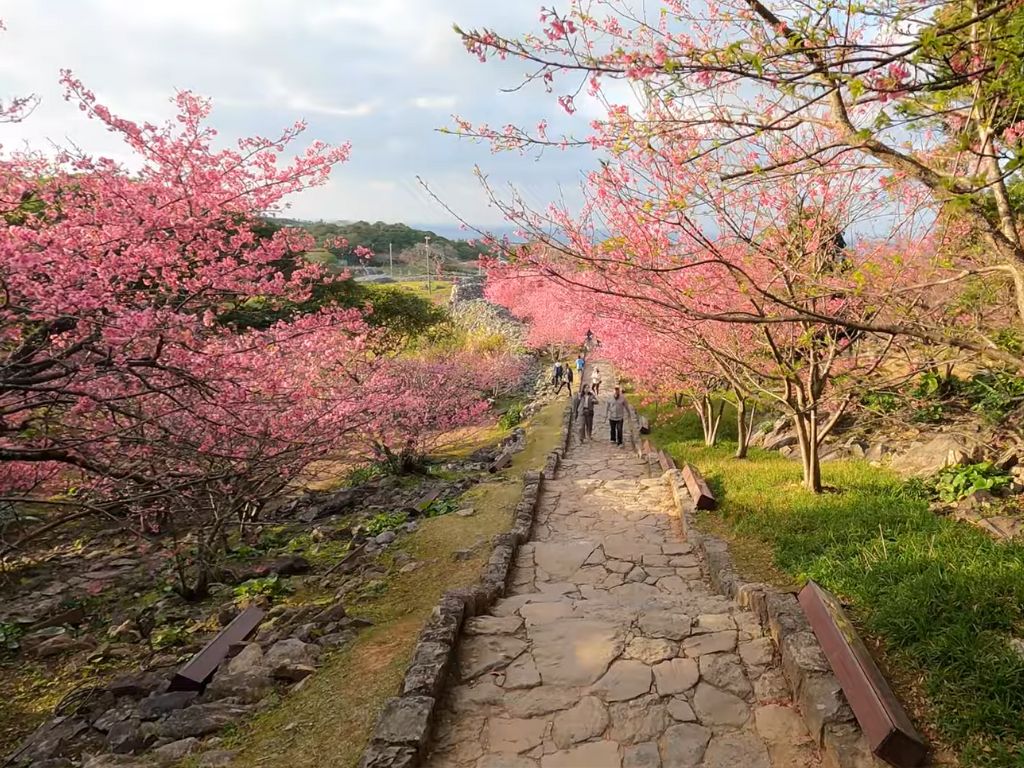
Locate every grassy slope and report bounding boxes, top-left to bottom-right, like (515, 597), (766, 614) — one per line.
(640, 402), (1024, 768)
(227, 397), (566, 768)
(390, 279), (452, 306)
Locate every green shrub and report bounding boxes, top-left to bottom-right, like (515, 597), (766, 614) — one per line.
(932, 462), (1012, 503)
(860, 390), (902, 414)
(0, 622), (22, 653)
(911, 403), (946, 423)
(911, 370), (960, 399)
(961, 372), (1024, 423)
(233, 574), (291, 604)
(362, 511), (408, 536)
(904, 369), (1024, 424)
(226, 544), (261, 562)
(344, 461), (388, 488)
(151, 625), (188, 650)
(994, 330), (1024, 356)
(499, 403), (524, 430)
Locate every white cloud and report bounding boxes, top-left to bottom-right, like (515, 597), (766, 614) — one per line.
(410, 95), (458, 110)
(0, 0), (601, 227)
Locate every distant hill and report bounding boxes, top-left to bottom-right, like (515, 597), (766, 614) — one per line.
(268, 218), (490, 266)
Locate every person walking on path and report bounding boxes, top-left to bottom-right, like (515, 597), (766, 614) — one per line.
(575, 383), (598, 441)
(591, 367), (603, 395)
(556, 363), (574, 396)
(576, 354), (586, 375)
(552, 360), (563, 387)
(606, 385), (628, 446)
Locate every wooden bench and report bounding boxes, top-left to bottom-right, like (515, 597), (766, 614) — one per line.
(681, 463), (716, 510)
(799, 581), (927, 767)
(169, 606), (265, 691)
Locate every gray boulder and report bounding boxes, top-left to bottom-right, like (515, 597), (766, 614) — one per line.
(890, 435), (975, 477)
(264, 638), (320, 681)
(137, 691), (198, 720)
(14, 717), (89, 764)
(141, 701), (252, 741)
(105, 719), (149, 755)
(204, 643), (272, 703)
(151, 738), (200, 764)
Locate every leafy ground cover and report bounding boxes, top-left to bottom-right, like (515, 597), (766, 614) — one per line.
(226, 396), (566, 768)
(640, 403), (1024, 767)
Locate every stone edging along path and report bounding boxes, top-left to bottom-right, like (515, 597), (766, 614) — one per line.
(358, 404), (575, 768)
(661, 468), (884, 768)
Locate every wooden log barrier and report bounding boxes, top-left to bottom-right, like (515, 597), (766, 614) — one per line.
(488, 449), (513, 473)
(169, 605), (265, 692)
(799, 581), (927, 768)
(680, 463), (715, 510)
(657, 450), (675, 473)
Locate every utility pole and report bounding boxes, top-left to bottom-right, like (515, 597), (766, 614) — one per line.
(424, 235), (432, 294)
(389, 242), (393, 277)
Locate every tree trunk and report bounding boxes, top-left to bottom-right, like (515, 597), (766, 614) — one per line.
(791, 410), (823, 493)
(735, 397), (756, 459)
(695, 394), (725, 447)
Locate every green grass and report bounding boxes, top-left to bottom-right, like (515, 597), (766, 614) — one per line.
(641, 403), (1024, 767)
(390, 279), (452, 306)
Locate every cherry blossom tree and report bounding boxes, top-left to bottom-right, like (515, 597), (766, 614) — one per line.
(454, 0), (1024, 370)
(0, 73), (505, 587)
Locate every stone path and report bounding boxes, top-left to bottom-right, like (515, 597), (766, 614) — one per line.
(425, 368), (820, 768)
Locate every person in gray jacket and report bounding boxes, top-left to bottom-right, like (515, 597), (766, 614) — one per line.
(606, 386), (628, 446)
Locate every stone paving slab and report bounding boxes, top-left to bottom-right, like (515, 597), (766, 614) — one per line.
(425, 368), (820, 768)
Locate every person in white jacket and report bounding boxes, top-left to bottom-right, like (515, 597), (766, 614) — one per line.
(606, 386), (628, 446)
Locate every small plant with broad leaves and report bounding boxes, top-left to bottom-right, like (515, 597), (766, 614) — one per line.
(911, 403), (946, 423)
(233, 574), (292, 605)
(0, 622), (23, 653)
(860, 390), (901, 414)
(151, 624), (188, 650)
(344, 461), (388, 488)
(422, 498), (459, 518)
(931, 462), (1012, 503)
(362, 511), (408, 536)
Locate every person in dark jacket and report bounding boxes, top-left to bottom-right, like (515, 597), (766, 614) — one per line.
(576, 383), (598, 441)
(557, 363), (574, 396)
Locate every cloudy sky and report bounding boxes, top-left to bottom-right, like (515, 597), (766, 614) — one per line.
(0, 1), (603, 230)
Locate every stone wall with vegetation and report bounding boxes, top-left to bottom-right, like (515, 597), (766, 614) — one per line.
(662, 468), (881, 768)
(359, 406), (571, 768)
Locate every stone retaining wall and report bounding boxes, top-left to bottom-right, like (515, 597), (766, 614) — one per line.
(358, 404), (573, 768)
(663, 469), (884, 768)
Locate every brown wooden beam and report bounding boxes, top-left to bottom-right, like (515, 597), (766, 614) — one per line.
(681, 463), (716, 510)
(657, 450), (675, 472)
(169, 605), (265, 692)
(798, 581), (927, 767)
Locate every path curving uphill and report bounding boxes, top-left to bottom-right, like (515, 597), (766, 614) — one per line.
(424, 367), (820, 768)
